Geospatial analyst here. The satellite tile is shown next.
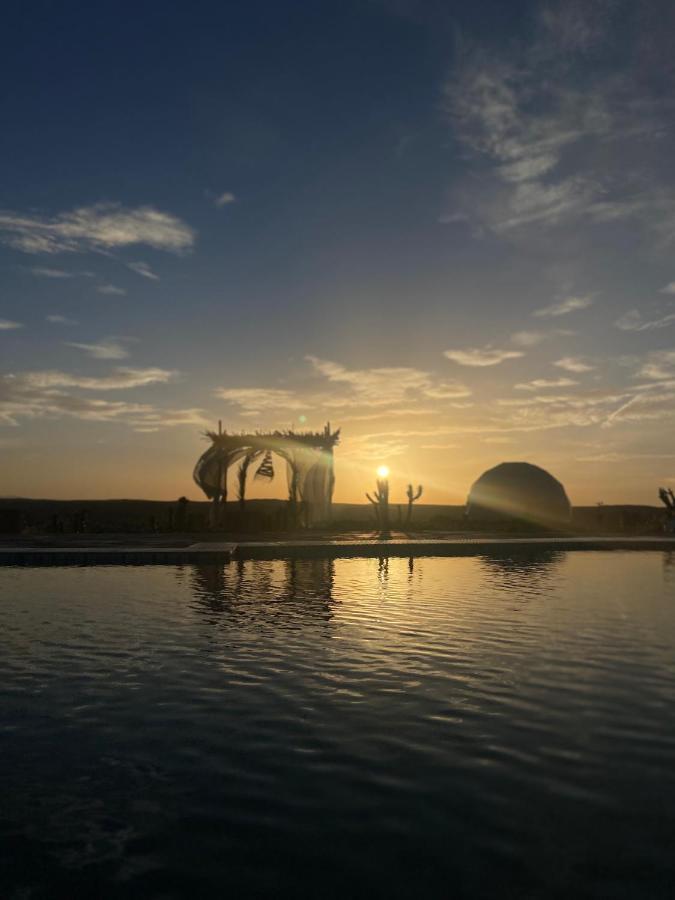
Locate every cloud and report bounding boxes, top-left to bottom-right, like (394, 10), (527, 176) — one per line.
(510, 328), (574, 346)
(341, 407), (435, 422)
(340, 434), (409, 461)
(307, 356), (471, 405)
(0, 366), (203, 430)
(66, 338), (132, 360)
(215, 357), (472, 419)
(420, 442), (459, 450)
(16, 367), (175, 391)
(554, 356), (595, 373)
(30, 267), (73, 278)
(214, 192), (237, 207)
(602, 387), (675, 427)
(638, 349), (675, 381)
(660, 282), (675, 294)
(533, 295), (594, 317)
(215, 388), (305, 414)
(46, 314), (78, 325)
(510, 331), (548, 347)
(515, 378), (579, 390)
(127, 260), (159, 281)
(444, 53), (611, 231)
(576, 451), (675, 463)
(442, 5), (670, 239)
(443, 346), (524, 366)
(0, 319), (22, 330)
(97, 284), (127, 296)
(494, 382), (675, 433)
(0, 203), (195, 255)
(538, 0), (614, 53)
(614, 309), (675, 332)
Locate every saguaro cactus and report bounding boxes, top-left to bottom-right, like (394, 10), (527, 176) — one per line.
(659, 487), (675, 533)
(405, 484), (423, 526)
(366, 478), (390, 534)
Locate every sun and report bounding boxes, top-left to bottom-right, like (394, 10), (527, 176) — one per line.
(376, 465), (390, 479)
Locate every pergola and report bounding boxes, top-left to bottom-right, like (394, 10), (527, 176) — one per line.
(193, 422), (340, 526)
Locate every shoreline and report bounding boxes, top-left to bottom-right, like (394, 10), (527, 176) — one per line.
(1, 534), (674, 565)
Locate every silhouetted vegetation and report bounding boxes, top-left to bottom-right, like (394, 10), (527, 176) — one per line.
(405, 484), (424, 526)
(0, 497), (668, 538)
(366, 477), (390, 534)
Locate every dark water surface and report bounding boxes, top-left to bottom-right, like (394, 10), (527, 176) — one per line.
(1, 551), (674, 899)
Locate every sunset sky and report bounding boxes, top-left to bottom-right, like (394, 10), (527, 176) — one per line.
(2, 0), (675, 505)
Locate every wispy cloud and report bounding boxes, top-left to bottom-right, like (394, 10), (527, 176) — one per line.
(340, 407), (436, 423)
(554, 356), (595, 373)
(533, 295), (594, 318)
(576, 451), (675, 463)
(97, 284), (127, 296)
(443, 3), (670, 239)
(46, 314), (78, 325)
(444, 346), (523, 367)
(127, 260), (159, 281)
(214, 191), (237, 207)
(0, 367), (203, 429)
(0, 203), (195, 255)
(30, 267), (73, 278)
(510, 328), (574, 347)
(638, 349), (675, 381)
(215, 388), (305, 414)
(66, 338), (133, 360)
(16, 367), (175, 391)
(660, 282), (675, 295)
(306, 356), (471, 406)
(515, 378), (578, 391)
(510, 331), (548, 348)
(0, 319), (22, 330)
(340, 433), (409, 461)
(215, 356), (472, 418)
(307, 356), (471, 405)
(537, 0), (613, 53)
(614, 309), (675, 332)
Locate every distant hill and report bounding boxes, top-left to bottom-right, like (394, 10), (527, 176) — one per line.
(0, 496), (665, 535)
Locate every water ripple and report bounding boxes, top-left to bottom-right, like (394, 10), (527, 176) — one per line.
(1, 551), (674, 898)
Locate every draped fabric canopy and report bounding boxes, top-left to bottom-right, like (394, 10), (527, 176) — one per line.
(193, 424), (340, 525)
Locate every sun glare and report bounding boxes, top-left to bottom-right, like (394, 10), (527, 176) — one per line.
(377, 465), (390, 479)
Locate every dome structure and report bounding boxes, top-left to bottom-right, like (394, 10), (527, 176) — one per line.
(465, 462), (571, 528)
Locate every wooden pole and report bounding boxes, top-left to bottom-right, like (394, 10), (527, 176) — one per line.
(213, 419), (224, 529)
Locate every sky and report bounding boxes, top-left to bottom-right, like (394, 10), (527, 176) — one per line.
(2, 0), (675, 505)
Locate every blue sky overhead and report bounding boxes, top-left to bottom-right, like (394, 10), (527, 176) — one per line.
(2, 0), (675, 503)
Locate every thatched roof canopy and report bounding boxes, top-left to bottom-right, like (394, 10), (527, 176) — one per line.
(193, 424), (340, 507)
(203, 426), (340, 455)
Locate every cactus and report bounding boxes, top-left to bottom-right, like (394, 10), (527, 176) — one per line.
(405, 484), (423, 527)
(366, 478), (390, 534)
(659, 487), (675, 534)
(659, 487), (675, 509)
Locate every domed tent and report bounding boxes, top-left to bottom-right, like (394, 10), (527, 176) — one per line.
(465, 462), (571, 528)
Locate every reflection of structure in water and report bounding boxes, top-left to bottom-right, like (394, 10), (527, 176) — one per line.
(664, 551), (675, 585)
(479, 550), (565, 601)
(187, 558), (336, 624)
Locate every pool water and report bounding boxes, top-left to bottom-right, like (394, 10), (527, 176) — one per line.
(1, 551), (674, 899)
